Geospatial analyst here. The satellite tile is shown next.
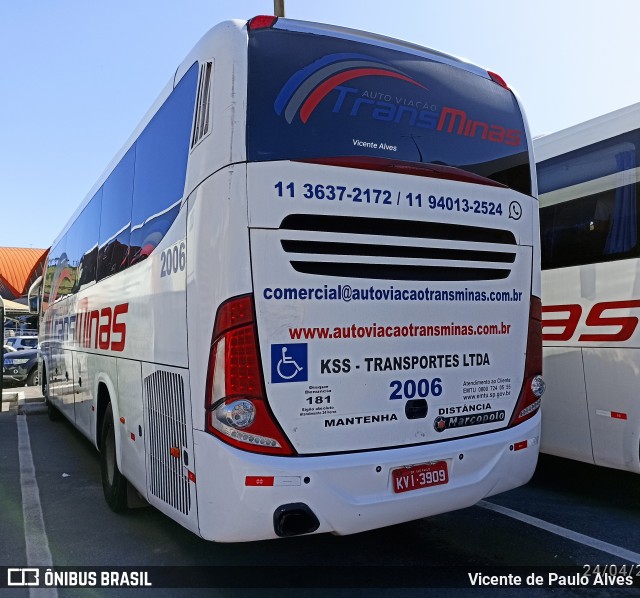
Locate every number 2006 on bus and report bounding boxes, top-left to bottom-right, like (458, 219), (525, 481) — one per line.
(392, 461), (449, 493)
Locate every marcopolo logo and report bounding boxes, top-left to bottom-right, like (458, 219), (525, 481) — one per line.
(434, 409), (506, 432)
(274, 52), (428, 125)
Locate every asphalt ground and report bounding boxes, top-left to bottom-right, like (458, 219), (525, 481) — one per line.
(1, 389), (639, 597)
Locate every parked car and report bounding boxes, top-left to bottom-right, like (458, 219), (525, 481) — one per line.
(3, 347), (39, 386)
(5, 336), (39, 351)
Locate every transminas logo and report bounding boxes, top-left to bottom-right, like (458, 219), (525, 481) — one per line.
(274, 52), (428, 124)
(273, 52), (522, 147)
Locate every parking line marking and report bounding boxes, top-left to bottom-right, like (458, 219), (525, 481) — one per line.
(479, 500), (640, 563)
(17, 413), (57, 597)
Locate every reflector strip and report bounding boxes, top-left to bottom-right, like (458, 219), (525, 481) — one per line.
(188, 471), (196, 483)
(596, 410), (628, 420)
(246, 476), (274, 486)
(130, 433), (135, 442)
(245, 476), (302, 487)
(513, 440), (528, 451)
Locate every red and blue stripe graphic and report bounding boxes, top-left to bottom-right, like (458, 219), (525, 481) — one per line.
(274, 53), (428, 124)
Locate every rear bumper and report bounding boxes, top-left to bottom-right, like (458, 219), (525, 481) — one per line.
(193, 413), (540, 542)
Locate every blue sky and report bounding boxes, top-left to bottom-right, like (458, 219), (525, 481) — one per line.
(2, 0), (640, 249)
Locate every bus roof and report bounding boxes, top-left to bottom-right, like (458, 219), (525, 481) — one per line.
(272, 17), (491, 80)
(535, 102), (640, 162)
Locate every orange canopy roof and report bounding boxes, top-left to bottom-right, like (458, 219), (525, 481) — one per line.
(0, 247), (48, 298)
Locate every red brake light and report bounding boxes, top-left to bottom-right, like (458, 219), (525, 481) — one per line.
(509, 296), (544, 427)
(248, 15), (278, 30)
(488, 71), (509, 90)
(212, 294), (254, 340)
(205, 294), (294, 455)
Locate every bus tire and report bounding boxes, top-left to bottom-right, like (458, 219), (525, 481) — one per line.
(43, 367), (60, 421)
(46, 399), (61, 421)
(100, 403), (128, 513)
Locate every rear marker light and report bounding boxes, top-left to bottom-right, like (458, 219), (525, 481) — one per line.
(513, 440), (528, 452)
(245, 476), (302, 487)
(246, 476), (275, 487)
(248, 15), (278, 30)
(488, 70), (509, 90)
(596, 410), (628, 420)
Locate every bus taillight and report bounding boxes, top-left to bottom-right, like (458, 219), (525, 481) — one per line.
(248, 15), (278, 30)
(488, 71), (509, 90)
(509, 296), (545, 427)
(205, 294), (295, 455)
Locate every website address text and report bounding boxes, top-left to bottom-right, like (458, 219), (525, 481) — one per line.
(264, 285), (523, 303)
(289, 322), (512, 340)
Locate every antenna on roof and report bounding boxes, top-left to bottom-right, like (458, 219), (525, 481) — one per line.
(274, 0), (285, 17)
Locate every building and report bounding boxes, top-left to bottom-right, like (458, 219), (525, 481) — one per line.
(0, 247), (48, 301)
(0, 247), (48, 333)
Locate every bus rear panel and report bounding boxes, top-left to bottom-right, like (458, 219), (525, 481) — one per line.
(193, 18), (542, 541)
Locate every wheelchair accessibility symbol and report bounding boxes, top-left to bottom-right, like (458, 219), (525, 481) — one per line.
(271, 343), (308, 384)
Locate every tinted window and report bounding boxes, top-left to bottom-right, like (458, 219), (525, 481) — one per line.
(129, 62), (198, 264)
(98, 147), (134, 280)
(47, 236), (73, 303)
(248, 29), (531, 195)
(538, 130), (640, 194)
(67, 191), (101, 291)
(540, 146), (639, 270)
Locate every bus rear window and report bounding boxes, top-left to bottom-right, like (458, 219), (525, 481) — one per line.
(247, 28), (531, 195)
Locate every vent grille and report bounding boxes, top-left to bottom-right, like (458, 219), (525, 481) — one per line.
(145, 370), (191, 515)
(191, 61), (213, 148)
(279, 215), (516, 281)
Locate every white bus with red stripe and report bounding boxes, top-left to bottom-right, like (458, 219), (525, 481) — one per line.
(537, 103), (640, 474)
(35, 15), (542, 542)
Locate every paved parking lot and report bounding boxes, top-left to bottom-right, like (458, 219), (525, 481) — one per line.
(1, 390), (639, 595)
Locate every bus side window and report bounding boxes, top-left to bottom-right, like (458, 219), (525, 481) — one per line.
(98, 147), (135, 281)
(129, 62), (198, 264)
(541, 187), (639, 270)
(67, 191), (101, 292)
(48, 237), (70, 303)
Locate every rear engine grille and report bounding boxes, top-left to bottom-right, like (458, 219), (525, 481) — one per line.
(279, 215), (516, 281)
(144, 370), (191, 515)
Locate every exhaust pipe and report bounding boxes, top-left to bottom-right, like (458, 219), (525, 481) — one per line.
(273, 503), (319, 537)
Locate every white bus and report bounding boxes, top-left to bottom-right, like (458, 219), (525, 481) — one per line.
(537, 102), (640, 474)
(34, 15), (543, 542)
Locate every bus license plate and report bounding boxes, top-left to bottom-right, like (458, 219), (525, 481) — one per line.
(392, 461), (449, 493)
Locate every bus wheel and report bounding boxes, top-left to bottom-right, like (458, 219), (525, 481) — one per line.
(100, 403), (128, 512)
(46, 399), (61, 421)
(44, 370), (60, 421)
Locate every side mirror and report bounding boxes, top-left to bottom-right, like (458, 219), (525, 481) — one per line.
(28, 276), (43, 315)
